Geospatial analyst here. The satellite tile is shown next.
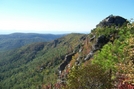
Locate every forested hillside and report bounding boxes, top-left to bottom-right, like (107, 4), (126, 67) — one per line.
(0, 15), (134, 89)
(0, 33), (86, 89)
(62, 16), (134, 89)
(0, 33), (64, 51)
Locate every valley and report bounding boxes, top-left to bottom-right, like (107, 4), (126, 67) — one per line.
(0, 15), (134, 89)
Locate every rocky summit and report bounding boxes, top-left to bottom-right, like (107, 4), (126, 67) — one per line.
(96, 15), (128, 27)
(0, 15), (134, 89)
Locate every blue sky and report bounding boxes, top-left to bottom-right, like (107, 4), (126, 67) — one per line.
(0, 0), (134, 34)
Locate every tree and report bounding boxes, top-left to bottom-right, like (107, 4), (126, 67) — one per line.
(65, 63), (110, 89)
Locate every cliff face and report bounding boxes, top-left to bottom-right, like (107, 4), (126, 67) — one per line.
(41, 15), (134, 89)
(56, 15), (129, 87)
(30, 15), (133, 89)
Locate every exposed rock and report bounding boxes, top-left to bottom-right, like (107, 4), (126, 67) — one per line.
(84, 51), (94, 61)
(58, 52), (75, 72)
(79, 47), (83, 52)
(90, 35), (96, 42)
(94, 35), (109, 50)
(53, 39), (59, 48)
(54, 15), (129, 87)
(75, 57), (80, 65)
(96, 15), (128, 27)
(84, 35), (109, 60)
(48, 39), (62, 48)
(80, 35), (87, 41)
(74, 44), (81, 53)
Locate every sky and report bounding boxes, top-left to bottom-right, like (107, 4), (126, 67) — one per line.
(0, 0), (134, 34)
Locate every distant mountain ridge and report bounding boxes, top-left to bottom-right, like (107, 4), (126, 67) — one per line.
(0, 33), (64, 51)
(0, 33), (86, 89)
(0, 15), (134, 89)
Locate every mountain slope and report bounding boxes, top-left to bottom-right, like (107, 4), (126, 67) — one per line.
(0, 33), (64, 51)
(61, 16), (134, 89)
(0, 15), (134, 89)
(0, 33), (86, 89)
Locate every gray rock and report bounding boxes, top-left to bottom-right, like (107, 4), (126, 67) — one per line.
(94, 35), (109, 49)
(58, 52), (75, 72)
(96, 15), (128, 27)
(84, 51), (94, 61)
(90, 35), (96, 42)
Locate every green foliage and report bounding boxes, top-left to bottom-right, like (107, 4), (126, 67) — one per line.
(0, 33), (85, 89)
(65, 23), (134, 89)
(93, 25), (131, 70)
(93, 43), (117, 70)
(92, 26), (118, 38)
(0, 21), (134, 89)
(66, 64), (110, 89)
(0, 33), (63, 51)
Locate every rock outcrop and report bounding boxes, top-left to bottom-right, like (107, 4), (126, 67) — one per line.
(50, 15), (130, 88)
(96, 15), (128, 27)
(58, 52), (75, 72)
(84, 35), (109, 61)
(94, 35), (109, 50)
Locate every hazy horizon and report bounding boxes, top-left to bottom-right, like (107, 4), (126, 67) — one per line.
(0, 0), (134, 34)
(0, 30), (89, 35)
